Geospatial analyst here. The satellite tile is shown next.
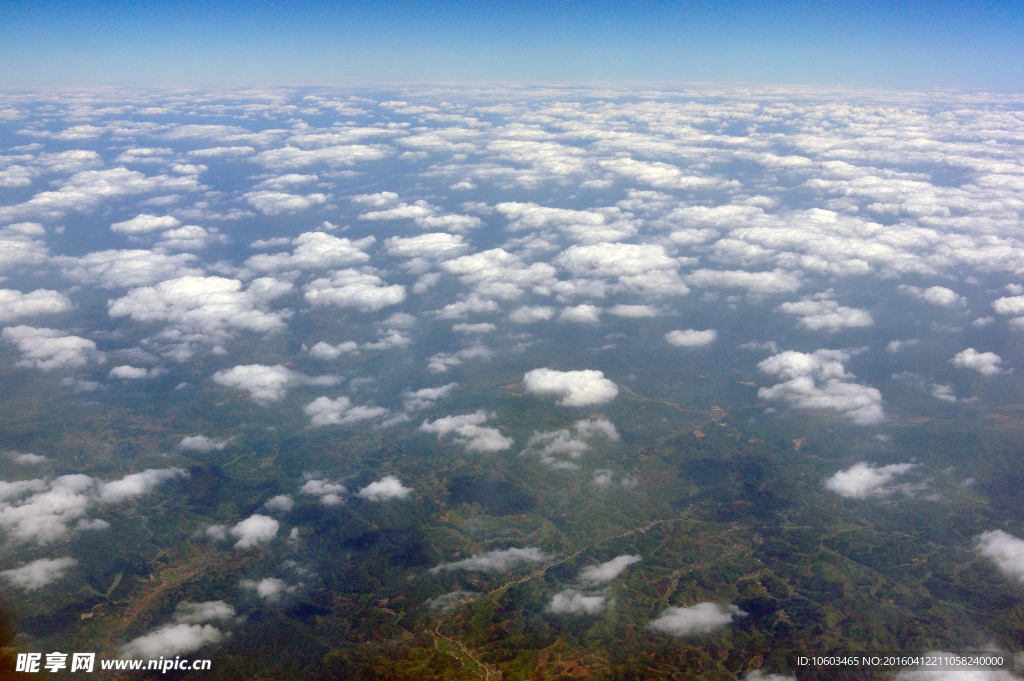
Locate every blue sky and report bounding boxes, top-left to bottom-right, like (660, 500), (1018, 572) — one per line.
(1, 0), (1022, 88)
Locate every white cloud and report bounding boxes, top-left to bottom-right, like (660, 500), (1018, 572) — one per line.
(578, 555), (642, 584)
(685, 269), (802, 295)
(299, 476), (348, 506)
(608, 304), (659, 318)
(213, 364), (338, 405)
(757, 349), (883, 424)
(886, 339), (918, 354)
(777, 299), (873, 331)
(156, 225), (226, 251)
(244, 232), (374, 273)
(108, 276), (293, 354)
(824, 462), (917, 498)
(426, 343), (492, 373)
(173, 601), (236, 624)
(522, 368), (618, 407)
(303, 396), (388, 427)
(648, 603), (745, 636)
(0, 557), (77, 591)
(420, 410), (513, 452)
(385, 233), (468, 260)
(526, 418), (620, 469)
(178, 435), (233, 452)
(429, 547), (547, 573)
(555, 243), (678, 278)
(57, 249), (203, 289)
(305, 269), (406, 311)
(0, 167), (199, 223)
(0, 289), (71, 322)
(952, 348), (1007, 375)
(256, 145), (392, 169)
(264, 495), (295, 512)
(592, 469), (639, 489)
(244, 190), (327, 215)
(241, 577), (294, 601)
(453, 322), (496, 334)
(546, 589), (609, 615)
(356, 476), (412, 501)
(402, 383), (458, 411)
(306, 340), (359, 359)
(992, 295), (1024, 317)
(119, 624), (224, 660)
(744, 672), (797, 681)
(5, 451), (49, 465)
(1, 325), (102, 371)
(109, 365), (164, 380)
(976, 530), (1024, 584)
(899, 285), (966, 308)
(665, 329), (717, 347)
(229, 514), (279, 549)
(98, 468), (187, 503)
(559, 304), (602, 324)
(0, 469), (183, 545)
(509, 306), (555, 323)
(111, 214), (181, 234)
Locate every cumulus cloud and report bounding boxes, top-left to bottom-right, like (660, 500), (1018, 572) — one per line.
(356, 476), (412, 501)
(303, 395), (388, 427)
(578, 555), (642, 584)
(385, 232), (468, 260)
(777, 299), (873, 331)
(178, 435), (233, 452)
(119, 624), (224, 660)
(426, 343), (492, 373)
(976, 530), (1024, 584)
(108, 276), (293, 357)
(299, 476), (348, 506)
(0, 557), (77, 591)
(111, 214), (181, 234)
(173, 601), (236, 624)
(264, 495), (295, 512)
(546, 589), (610, 615)
(229, 514), (279, 549)
(56, 249), (203, 289)
(559, 304), (602, 324)
(592, 469), (639, 489)
(1, 325), (102, 371)
(757, 349), (883, 424)
(509, 306), (555, 323)
(685, 269), (802, 295)
(951, 348), (1007, 375)
(525, 418), (620, 469)
(306, 340), (359, 359)
(402, 383), (458, 411)
(0, 469), (184, 545)
(429, 547), (548, 574)
(109, 365), (164, 380)
(824, 462), (917, 498)
(648, 603), (745, 636)
(899, 285), (966, 308)
(522, 368), (618, 407)
(665, 329), (717, 347)
(241, 577), (297, 601)
(212, 364), (338, 405)
(0, 289), (72, 322)
(97, 468), (187, 503)
(608, 304), (659, 318)
(245, 233), (374, 273)
(244, 190), (327, 215)
(419, 410), (514, 452)
(305, 269), (406, 311)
